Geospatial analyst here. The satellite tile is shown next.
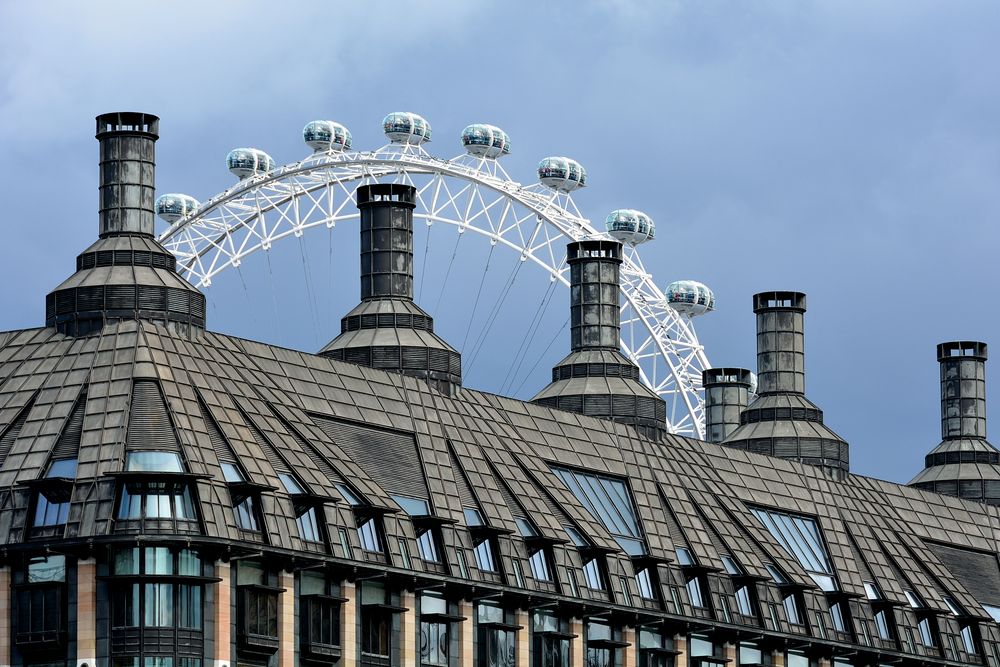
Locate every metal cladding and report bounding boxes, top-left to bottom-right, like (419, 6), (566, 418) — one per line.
(910, 341), (1000, 504)
(722, 291), (849, 477)
(45, 112), (205, 337)
(96, 112), (159, 237)
(702, 367), (753, 443)
(532, 240), (666, 439)
(320, 183), (461, 388)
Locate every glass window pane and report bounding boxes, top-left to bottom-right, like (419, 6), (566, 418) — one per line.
(279, 473), (303, 494)
(392, 494), (429, 515)
(46, 458), (78, 478)
(221, 462), (244, 482)
(126, 451), (184, 472)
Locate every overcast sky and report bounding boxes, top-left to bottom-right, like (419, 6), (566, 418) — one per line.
(1, 1), (998, 485)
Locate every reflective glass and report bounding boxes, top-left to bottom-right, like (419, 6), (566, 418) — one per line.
(721, 554), (742, 576)
(686, 577), (705, 608)
(358, 517), (382, 552)
(46, 458), (78, 478)
(689, 636), (714, 657)
(943, 596), (962, 615)
(478, 601), (504, 624)
(751, 507), (835, 590)
(27, 555), (66, 582)
(904, 590), (922, 608)
(296, 506), (322, 542)
(918, 617), (935, 647)
(516, 518), (538, 537)
(235, 495), (259, 531)
(738, 644), (762, 665)
(786, 651), (809, 667)
(279, 473), (304, 494)
(961, 624), (977, 654)
(583, 558), (604, 590)
(220, 462), (244, 482)
(529, 549), (552, 581)
(34, 492), (69, 526)
(635, 567), (655, 599)
(126, 451), (184, 472)
(551, 466), (646, 555)
(392, 494), (429, 515)
(874, 609), (893, 640)
(863, 581), (882, 600)
(336, 483), (362, 506)
(765, 564), (789, 585)
(565, 525), (589, 547)
(417, 529), (441, 563)
(178, 549), (201, 575)
(829, 600), (847, 632)
(675, 548), (694, 566)
(145, 547), (173, 574)
(735, 585), (754, 617)
(144, 582), (174, 626)
(464, 507), (485, 526)
(783, 594), (802, 625)
(983, 604), (1000, 622)
(475, 539), (497, 572)
(421, 620), (449, 666)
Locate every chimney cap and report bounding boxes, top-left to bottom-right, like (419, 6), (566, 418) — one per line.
(356, 183), (416, 208)
(703, 367), (754, 388)
(937, 341), (988, 362)
(567, 239), (622, 263)
(753, 291), (806, 313)
(95, 112), (159, 139)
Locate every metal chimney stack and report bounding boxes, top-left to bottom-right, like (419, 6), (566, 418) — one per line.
(909, 341), (1000, 504)
(96, 112), (159, 237)
(702, 368), (753, 443)
(532, 240), (665, 439)
(722, 291), (849, 478)
(321, 184), (461, 390)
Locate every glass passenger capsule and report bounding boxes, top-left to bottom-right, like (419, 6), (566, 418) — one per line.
(303, 120), (353, 152)
(155, 194), (200, 223)
(383, 112), (432, 145)
(537, 157), (587, 192)
(605, 209), (655, 245)
(665, 280), (715, 316)
(461, 124), (511, 158)
(227, 148), (276, 179)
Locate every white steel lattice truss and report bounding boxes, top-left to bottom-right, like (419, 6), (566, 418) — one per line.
(158, 144), (711, 437)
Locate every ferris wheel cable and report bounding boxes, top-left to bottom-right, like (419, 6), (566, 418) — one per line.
(459, 243), (495, 355)
(264, 250), (283, 343)
(500, 277), (558, 397)
(432, 231), (463, 316)
(464, 255), (524, 377)
(417, 215), (432, 303)
(512, 316), (570, 397)
(297, 235), (322, 348)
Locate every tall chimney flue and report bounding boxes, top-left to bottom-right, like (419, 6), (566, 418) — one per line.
(358, 184), (415, 301)
(937, 341), (988, 440)
(721, 290), (849, 478)
(96, 112), (159, 237)
(702, 367), (753, 443)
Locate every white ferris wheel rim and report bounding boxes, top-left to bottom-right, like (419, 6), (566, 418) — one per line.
(157, 143), (711, 437)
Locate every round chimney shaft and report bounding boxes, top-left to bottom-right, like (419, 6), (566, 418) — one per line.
(358, 183), (415, 301)
(938, 341), (988, 440)
(702, 367), (753, 443)
(753, 291), (806, 395)
(568, 240), (623, 351)
(96, 112), (159, 238)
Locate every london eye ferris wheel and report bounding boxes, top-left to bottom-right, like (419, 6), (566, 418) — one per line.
(155, 112), (719, 438)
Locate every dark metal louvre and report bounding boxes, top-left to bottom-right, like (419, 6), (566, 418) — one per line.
(927, 542), (1000, 605)
(489, 461), (527, 521)
(313, 414), (428, 503)
(0, 398), (35, 467)
(444, 441), (477, 509)
(658, 491), (692, 552)
(197, 397), (236, 464)
(52, 393), (86, 460)
(272, 412), (346, 487)
(126, 380), (179, 451)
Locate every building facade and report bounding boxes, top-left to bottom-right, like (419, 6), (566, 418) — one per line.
(1, 113), (1000, 667)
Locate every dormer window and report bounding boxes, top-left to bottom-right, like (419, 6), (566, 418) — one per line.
(582, 557), (605, 591)
(115, 452), (197, 531)
(127, 451), (184, 472)
(31, 458), (78, 531)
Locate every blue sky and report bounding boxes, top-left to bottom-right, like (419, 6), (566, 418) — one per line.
(1, 1), (998, 484)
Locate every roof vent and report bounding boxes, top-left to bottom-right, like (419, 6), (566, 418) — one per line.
(702, 367), (753, 443)
(721, 291), (849, 477)
(909, 341), (1000, 504)
(320, 183), (461, 391)
(531, 240), (665, 439)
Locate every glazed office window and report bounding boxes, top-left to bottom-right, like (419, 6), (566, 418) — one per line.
(33, 489), (70, 527)
(15, 555), (67, 647)
(109, 548), (203, 631)
(783, 593), (803, 626)
(873, 608), (894, 641)
(234, 495), (260, 531)
(785, 650), (811, 667)
(960, 623), (980, 656)
(585, 622), (620, 667)
(583, 557), (605, 590)
(635, 567), (656, 600)
(738, 643), (766, 666)
(533, 610), (570, 667)
(126, 451), (184, 472)
(419, 594), (449, 667)
(750, 507), (837, 592)
(735, 584), (755, 617)
(689, 635), (718, 660)
(686, 576), (707, 609)
(529, 548), (553, 582)
(474, 538), (498, 573)
(477, 602), (516, 667)
(551, 466), (647, 555)
(828, 600), (847, 633)
(361, 582), (393, 666)
(117, 481), (195, 520)
(417, 528), (442, 563)
(358, 516), (384, 553)
(296, 505), (322, 542)
(917, 616), (936, 648)
(300, 572), (342, 657)
(637, 628), (674, 667)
